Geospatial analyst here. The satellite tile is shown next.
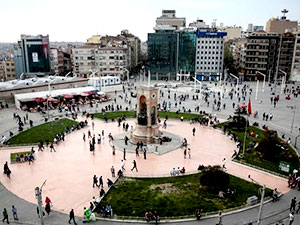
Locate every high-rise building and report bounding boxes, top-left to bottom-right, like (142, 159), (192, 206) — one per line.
(13, 34), (50, 77)
(195, 30), (227, 81)
(253, 26), (264, 32)
(156, 10), (186, 31)
(0, 59), (16, 81)
(247, 24), (254, 32)
(178, 31), (196, 74)
(243, 32), (279, 81)
(266, 18), (298, 34)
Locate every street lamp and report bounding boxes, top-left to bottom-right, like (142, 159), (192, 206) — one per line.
(35, 180), (47, 225)
(287, 105), (296, 133)
(256, 71), (266, 93)
(47, 79), (55, 120)
(229, 73), (239, 95)
(248, 175), (266, 225)
(279, 69), (287, 94)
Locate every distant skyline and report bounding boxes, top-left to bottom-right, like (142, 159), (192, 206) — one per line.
(1, 0), (300, 43)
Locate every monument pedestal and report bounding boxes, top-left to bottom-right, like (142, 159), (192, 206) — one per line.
(131, 124), (162, 144)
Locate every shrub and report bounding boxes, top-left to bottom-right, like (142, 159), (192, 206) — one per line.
(200, 166), (230, 192)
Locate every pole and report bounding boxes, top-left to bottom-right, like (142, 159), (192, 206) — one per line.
(35, 187), (44, 225)
(268, 70), (271, 84)
(148, 70), (151, 87)
(262, 74), (265, 93)
(255, 80), (259, 100)
(257, 185), (265, 225)
(290, 106), (296, 133)
(242, 115), (248, 158)
(194, 74), (196, 92)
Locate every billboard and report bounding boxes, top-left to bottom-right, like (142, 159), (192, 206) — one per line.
(196, 31), (227, 37)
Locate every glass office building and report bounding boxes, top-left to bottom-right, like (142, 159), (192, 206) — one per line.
(178, 32), (196, 74)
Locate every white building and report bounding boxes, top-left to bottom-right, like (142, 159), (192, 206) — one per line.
(291, 31), (300, 81)
(195, 30), (227, 81)
(72, 45), (127, 78)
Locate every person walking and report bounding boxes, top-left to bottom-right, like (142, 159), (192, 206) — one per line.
(131, 160), (138, 172)
(143, 148), (147, 160)
(2, 208), (9, 224)
(83, 133), (86, 142)
(290, 197), (297, 211)
(135, 146), (139, 157)
(93, 175), (98, 188)
(45, 196), (52, 215)
(99, 176), (103, 188)
(289, 212), (294, 225)
(111, 166), (115, 177)
(184, 148), (187, 159)
(217, 212), (222, 225)
(188, 148), (191, 159)
(192, 127), (196, 136)
(11, 205), (18, 220)
(112, 145), (115, 155)
(222, 158), (226, 170)
(49, 142), (56, 152)
(123, 148), (126, 160)
(121, 160), (126, 171)
(68, 209), (77, 225)
(3, 161), (11, 179)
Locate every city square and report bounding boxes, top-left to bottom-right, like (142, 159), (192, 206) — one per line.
(1, 1), (300, 224)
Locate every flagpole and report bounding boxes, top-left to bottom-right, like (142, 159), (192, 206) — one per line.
(242, 98), (251, 158)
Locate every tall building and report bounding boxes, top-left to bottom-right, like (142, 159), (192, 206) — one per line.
(72, 45), (127, 78)
(253, 26), (264, 32)
(278, 32), (295, 80)
(156, 10), (186, 31)
(247, 24), (254, 32)
(0, 59), (16, 81)
(147, 26), (178, 80)
(266, 18), (298, 34)
(195, 30), (227, 81)
(178, 31), (196, 74)
(13, 34), (50, 77)
(291, 31), (300, 81)
(243, 32), (279, 81)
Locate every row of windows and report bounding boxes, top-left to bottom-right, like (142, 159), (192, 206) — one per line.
(196, 61), (221, 65)
(197, 45), (222, 50)
(197, 56), (221, 60)
(197, 40), (223, 44)
(75, 62), (124, 66)
(74, 50), (124, 54)
(197, 51), (223, 55)
(196, 66), (222, 70)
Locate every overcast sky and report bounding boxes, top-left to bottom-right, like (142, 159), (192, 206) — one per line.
(1, 0), (299, 43)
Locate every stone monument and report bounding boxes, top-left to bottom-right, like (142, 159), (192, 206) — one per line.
(131, 86), (162, 143)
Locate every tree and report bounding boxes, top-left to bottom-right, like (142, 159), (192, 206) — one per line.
(200, 166), (230, 192)
(256, 131), (282, 161)
(224, 45), (237, 75)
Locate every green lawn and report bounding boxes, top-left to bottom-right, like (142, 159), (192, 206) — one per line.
(7, 118), (78, 145)
(216, 122), (300, 176)
(10, 151), (31, 162)
(97, 173), (270, 217)
(93, 111), (203, 121)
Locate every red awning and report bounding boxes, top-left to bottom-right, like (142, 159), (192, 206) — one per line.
(84, 91), (96, 95)
(62, 94), (73, 99)
(48, 97), (60, 103)
(34, 97), (46, 103)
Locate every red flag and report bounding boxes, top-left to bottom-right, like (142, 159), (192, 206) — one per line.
(248, 98), (252, 115)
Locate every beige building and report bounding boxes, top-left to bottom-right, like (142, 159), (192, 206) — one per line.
(72, 45), (127, 78)
(266, 18), (298, 34)
(156, 10), (186, 30)
(87, 35), (101, 44)
(0, 59), (16, 81)
(219, 26), (242, 42)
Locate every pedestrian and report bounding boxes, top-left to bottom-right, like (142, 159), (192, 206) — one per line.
(93, 175), (98, 188)
(99, 176), (103, 188)
(112, 145), (115, 155)
(49, 142), (56, 152)
(68, 209), (77, 224)
(131, 160), (138, 172)
(2, 208), (9, 224)
(192, 127), (196, 136)
(289, 212), (294, 225)
(45, 197), (52, 215)
(290, 197), (297, 211)
(143, 148), (147, 160)
(3, 161), (11, 179)
(121, 160), (126, 171)
(83, 133), (86, 142)
(217, 212), (222, 225)
(135, 146), (139, 157)
(184, 148), (187, 159)
(222, 158), (226, 170)
(11, 205), (18, 220)
(92, 121), (95, 130)
(111, 166), (115, 177)
(188, 148), (191, 159)
(123, 148), (126, 160)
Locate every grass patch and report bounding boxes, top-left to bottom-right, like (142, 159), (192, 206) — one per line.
(93, 111), (203, 121)
(216, 122), (300, 175)
(97, 173), (270, 217)
(7, 118), (78, 145)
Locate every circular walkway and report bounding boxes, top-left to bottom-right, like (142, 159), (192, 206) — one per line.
(0, 118), (289, 216)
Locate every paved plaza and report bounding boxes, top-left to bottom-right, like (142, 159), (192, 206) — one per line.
(0, 80), (299, 224)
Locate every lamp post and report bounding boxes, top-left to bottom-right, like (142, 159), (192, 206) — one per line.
(279, 69), (287, 94)
(256, 71), (266, 93)
(248, 175), (265, 225)
(287, 105), (296, 133)
(47, 79), (55, 120)
(35, 180), (47, 225)
(229, 73), (239, 95)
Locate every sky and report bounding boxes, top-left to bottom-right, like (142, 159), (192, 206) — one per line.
(1, 0), (300, 43)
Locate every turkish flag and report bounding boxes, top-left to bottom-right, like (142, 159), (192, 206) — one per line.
(248, 98), (252, 115)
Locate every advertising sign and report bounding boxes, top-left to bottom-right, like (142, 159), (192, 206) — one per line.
(279, 161), (290, 173)
(32, 52), (39, 62)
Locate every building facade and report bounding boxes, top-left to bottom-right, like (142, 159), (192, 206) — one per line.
(72, 45), (127, 78)
(156, 10), (186, 31)
(195, 31), (227, 81)
(266, 18), (298, 34)
(178, 32), (196, 74)
(291, 31), (300, 81)
(278, 32), (295, 79)
(13, 34), (50, 77)
(243, 32), (279, 81)
(0, 59), (16, 81)
(50, 48), (72, 76)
